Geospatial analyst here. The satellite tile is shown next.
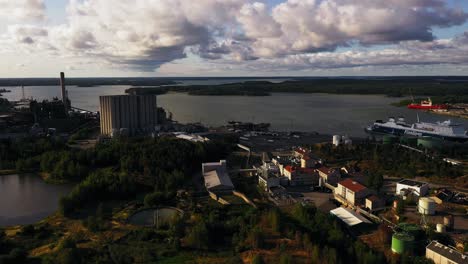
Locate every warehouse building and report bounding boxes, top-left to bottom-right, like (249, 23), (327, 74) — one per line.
(336, 179), (369, 206)
(330, 207), (372, 227)
(202, 160), (234, 194)
(426, 241), (468, 264)
(99, 95), (158, 137)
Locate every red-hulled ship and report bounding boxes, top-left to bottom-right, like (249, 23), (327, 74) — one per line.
(407, 98), (448, 110)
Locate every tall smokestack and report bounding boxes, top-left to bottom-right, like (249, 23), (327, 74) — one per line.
(60, 72), (68, 113)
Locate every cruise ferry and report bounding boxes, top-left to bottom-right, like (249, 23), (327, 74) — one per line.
(365, 117), (468, 142)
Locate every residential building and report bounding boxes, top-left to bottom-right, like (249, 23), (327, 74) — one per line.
(316, 166), (341, 185)
(336, 179), (369, 206)
(396, 179), (429, 197)
(202, 160), (234, 194)
(99, 95), (158, 137)
(426, 241), (468, 264)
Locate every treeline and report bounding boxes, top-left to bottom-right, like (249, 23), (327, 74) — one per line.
(0, 97), (10, 111)
(57, 137), (235, 215)
(311, 142), (464, 179)
(0, 77), (175, 87)
(126, 79), (468, 97)
(180, 203), (385, 264)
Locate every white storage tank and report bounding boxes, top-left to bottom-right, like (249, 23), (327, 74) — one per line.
(344, 139), (353, 145)
(333, 135), (341, 146)
(436, 224), (446, 233)
(418, 197), (436, 215)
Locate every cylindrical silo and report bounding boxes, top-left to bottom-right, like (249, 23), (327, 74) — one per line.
(333, 135), (341, 146)
(418, 197), (436, 215)
(436, 224), (446, 233)
(391, 233), (414, 254)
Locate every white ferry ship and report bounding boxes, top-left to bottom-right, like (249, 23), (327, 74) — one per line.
(366, 117), (468, 142)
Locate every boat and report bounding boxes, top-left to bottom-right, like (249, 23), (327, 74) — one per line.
(365, 117), (468, 142)
(407, 98), (448, 110)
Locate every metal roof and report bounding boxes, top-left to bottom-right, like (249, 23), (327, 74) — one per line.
(204, 167), (234, 190)
(426, 241), (468, 264)
(330, 207), (372, 226)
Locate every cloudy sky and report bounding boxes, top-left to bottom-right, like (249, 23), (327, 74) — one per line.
(1, 0), (468, 77)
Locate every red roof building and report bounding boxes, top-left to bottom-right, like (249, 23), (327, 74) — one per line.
(336, 179), (369, 206)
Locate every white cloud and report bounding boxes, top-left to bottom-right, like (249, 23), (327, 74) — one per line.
(0, 0), (46, 22)
(1, 0), (468, 74)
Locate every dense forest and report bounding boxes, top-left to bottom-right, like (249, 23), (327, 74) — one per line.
(310, 141), (465, 180)
(126, 78), (468, 98)
(0, 135), (459, 263)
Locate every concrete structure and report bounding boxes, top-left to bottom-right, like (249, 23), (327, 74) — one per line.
(316, 166), (341, 185)
(202, 160), (234, 194)
(396, 179), (429, 197)
(336, 179), (369, 206)
(60, 72), (69, 114)
(175, 133), (209, 142)
(332, 135), (341, 146)
(330, 207), (371, 227)
(365, 195), (384, 211)
(283, 166), (319, 186)
(257, 162), (281, 191)
(426, 241), (468, 264)
(418, 197), (436, 215)
(99, 95), (158, 137)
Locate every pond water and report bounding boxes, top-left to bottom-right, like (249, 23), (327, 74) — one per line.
(0, 174), (73, 226)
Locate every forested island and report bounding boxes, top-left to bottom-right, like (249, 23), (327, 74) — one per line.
(0, 77), (176, 87)
(126, 78), (468, 98)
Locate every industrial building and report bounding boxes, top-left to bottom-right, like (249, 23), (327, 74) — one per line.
(336, 179), (369, 206)
(283, 166), (319, 186)
(365, 195), (384, 211)
(257, 162), (282, 191)
(426, 241), (468, 264)
(316, 166), (341, 185)
(99, 95), (158, 137)
(202, 160), (234, 194)
(396, 179), (429, 197)
(330, 207), (371, 227)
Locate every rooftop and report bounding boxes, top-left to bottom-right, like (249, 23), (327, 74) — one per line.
(317, 166), (334, 175)
(426, 241), (467, 263)
(366, 195), (381, 202)
(204, 168), (234, 189)
(330, 207), (372, 226)
(339, 178), (367, 193)
(398, 179), (428, 187)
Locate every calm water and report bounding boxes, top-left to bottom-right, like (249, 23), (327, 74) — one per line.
(0, 174), (73, 226)
(2, 85), (468, 137)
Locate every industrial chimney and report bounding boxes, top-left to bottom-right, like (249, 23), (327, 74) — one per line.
(60, 72), (69, 114)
